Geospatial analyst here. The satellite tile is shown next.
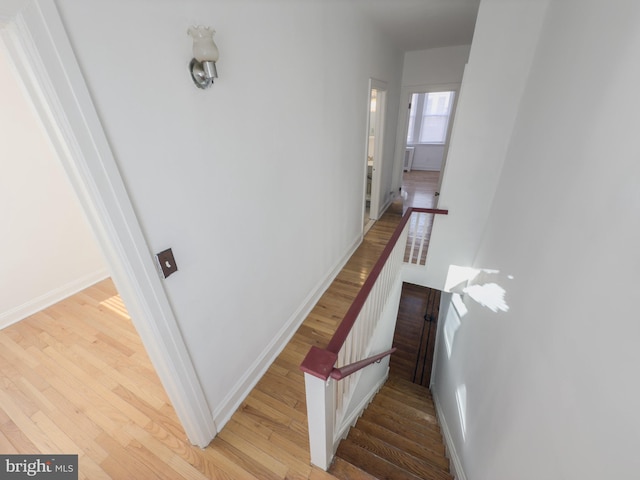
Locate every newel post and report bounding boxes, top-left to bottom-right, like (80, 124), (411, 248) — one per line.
(303, 372), (336, 470)
(300, 346), (339, 470)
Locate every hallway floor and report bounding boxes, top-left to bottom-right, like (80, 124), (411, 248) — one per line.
(402, 170), (440, 210)
(0, 172), (439, 478)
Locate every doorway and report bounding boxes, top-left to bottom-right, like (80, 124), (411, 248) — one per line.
(363, 79), (387, 233)
(390, 283), (441, 387)
(398, 87), (459, 209)
(0, 46), (109, 329)
(0, 4), (215, 447)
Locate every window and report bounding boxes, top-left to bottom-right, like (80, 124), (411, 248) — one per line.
(407, 91), (455, 144)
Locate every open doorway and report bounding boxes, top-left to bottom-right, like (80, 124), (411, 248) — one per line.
(389, 283), (442, 388)
(0, 33), (202, 471)
(400, 88), (458, 209)
(0, 4), (214, 447)
(0, 46), (109, 330)
(363, 79), (387, 233)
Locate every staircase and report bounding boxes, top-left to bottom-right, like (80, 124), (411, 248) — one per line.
(329, 376), (452, 480)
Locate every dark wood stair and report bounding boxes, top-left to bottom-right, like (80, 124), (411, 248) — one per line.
(329, 376), (452, 480)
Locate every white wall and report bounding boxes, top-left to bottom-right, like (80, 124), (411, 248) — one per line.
(433, 0), (640, 478)
(421, 0), (549, 289)
(409, 144), (446, 171)
(0, 47), (107, 328)
(402, 45), (471, 88)
(55, 0), (403, 424)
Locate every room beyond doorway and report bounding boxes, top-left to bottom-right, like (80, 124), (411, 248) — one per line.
(401, 170), (439, 211)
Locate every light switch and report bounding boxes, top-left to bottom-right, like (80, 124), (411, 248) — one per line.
(156, 248), (178, 278)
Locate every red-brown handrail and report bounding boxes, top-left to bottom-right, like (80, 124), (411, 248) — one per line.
(329, 348), (396, 380)
(326, 207), (447, 354)
(300, 207), (448, 380)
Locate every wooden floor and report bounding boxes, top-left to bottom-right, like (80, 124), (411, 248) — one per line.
(402, 170), (440, 211)
(0, 174), (438, 479)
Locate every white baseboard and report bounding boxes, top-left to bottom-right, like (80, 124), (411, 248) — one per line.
(212, 234), (363, 429)
(433, 390), (468, 480)
(0, 269), (110, 330)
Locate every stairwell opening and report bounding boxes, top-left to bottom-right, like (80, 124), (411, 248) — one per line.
(390, 283), (442, 388)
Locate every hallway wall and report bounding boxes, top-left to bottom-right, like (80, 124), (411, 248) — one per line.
(55, 0), (403, 423)
(432, 0), (640, 478)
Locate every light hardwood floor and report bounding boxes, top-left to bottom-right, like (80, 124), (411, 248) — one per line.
(0, 172), (439, 478)
(0, 210), (406, 479)
(402, 170), (440, 210)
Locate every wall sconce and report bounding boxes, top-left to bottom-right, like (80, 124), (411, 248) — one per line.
(188, 26), (219, 89)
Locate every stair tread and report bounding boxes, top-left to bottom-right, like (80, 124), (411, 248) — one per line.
(346, 428), (452, 480)
(376, 385), (436, 414)
(370, 393), (440, 430)
(361, 404), (444, 447)
(336, 439), (424, 480)
(355, 418), (449, 469)
(386, 376), (437, 403)
(328, 457), (379, 480)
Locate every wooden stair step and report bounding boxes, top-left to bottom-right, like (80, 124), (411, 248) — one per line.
(328, 457), (379, 480)
(346, 428), (452, 480)
(376, 384), (436, 414)
(385, 376), (436, 401)
(361, 404), (444, 449)
(371, 393), (439, 431)
(355, 418), (449, 470)
(386, 375), (438, 402)
(335, 438), (424, 480)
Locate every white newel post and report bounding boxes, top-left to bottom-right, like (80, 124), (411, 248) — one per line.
(304, 372), (336, 470)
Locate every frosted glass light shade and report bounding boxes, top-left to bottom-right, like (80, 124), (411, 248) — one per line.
(188, 26), (219, 62)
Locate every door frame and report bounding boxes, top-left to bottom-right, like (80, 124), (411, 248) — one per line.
(363, 78), (388, 226)
(0, 1), (216, 447)
(392, 82), (461, 208)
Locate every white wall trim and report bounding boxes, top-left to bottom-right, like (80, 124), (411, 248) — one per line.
(0, 1), (216, 447)
(433, 389), (468, 480)
(0, 269), (109, 330)
(366, 78), (389, 221)
(213, 232), (363, 428)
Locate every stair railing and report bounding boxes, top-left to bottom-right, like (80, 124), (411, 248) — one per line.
(300, 207), (448, 470)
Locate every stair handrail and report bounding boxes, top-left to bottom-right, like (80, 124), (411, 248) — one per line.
(299, 206), (448, 470)
(300, 207), (448, 380)
(329, 348), (396, 380)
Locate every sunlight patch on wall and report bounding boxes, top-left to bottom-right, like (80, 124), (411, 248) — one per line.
(463, 282), (509, 313)
(445, 265), (512, 313)
(444, 297), (463, 359)
(456, 384), (468, 442)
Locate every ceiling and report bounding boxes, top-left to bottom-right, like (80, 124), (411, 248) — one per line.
(354, 0), (481, 52)
(0, 0), (26, 24)
(1, 0), (480, 50)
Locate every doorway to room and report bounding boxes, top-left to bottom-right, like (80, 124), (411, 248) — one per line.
(401, 88), (458, 208)
(363, 79), (387, 233)
(0, 5), (214, 447)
